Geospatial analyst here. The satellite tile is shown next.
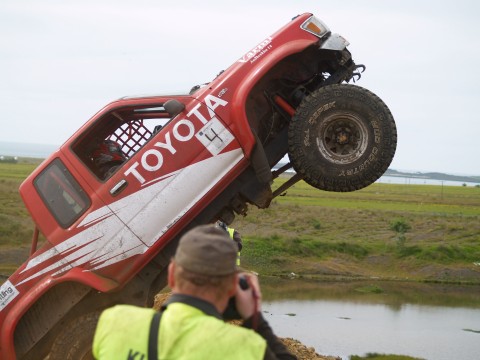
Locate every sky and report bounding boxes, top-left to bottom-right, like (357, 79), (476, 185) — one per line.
(1, 0), (479, 175)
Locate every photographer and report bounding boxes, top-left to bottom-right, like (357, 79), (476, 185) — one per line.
(93, 224), (296, 360)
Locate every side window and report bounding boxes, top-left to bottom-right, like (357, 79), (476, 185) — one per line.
(72, 104), (172, 180)
(34, 159), (91, 228)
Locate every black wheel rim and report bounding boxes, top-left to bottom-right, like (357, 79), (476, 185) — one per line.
(316, 111), (369, 164)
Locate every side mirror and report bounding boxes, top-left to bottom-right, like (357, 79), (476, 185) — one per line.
(164, 99), (185, 118)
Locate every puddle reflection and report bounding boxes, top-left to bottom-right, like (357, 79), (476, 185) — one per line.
(260, 278), (480, 360)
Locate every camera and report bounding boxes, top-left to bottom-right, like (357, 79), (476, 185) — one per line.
(238, 276), (249, 290)
(222, 276), (250, 320)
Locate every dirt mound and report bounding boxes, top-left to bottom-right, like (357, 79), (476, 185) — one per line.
(280, 338), (340, 360)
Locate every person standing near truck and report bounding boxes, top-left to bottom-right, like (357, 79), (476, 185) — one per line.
(92, 224), (295, 360)
(217, 220), (243, 265)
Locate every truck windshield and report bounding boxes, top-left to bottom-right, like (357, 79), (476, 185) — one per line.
(34, 158), (91, 228)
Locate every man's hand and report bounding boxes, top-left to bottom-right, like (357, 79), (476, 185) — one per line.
(234, 272), (262, 320)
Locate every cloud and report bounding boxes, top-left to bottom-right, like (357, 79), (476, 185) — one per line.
(1, 0), (479, 174)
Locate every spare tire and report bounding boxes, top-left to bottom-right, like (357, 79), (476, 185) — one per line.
(288, 84), (397, 192)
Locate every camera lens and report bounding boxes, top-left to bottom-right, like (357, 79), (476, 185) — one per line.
(239, 277), (249, 290)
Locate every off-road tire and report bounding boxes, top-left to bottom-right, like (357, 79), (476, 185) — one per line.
(48, 311), (100, 360)
(288, 84), (397, 191)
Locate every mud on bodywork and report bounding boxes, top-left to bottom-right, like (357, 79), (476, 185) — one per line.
(0, 13), (396, 359)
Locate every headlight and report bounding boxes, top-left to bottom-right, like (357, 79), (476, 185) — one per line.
(300, 16), (330, 38)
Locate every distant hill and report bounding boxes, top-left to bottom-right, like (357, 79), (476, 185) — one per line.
(1, 141), (479, 185)
(0, 141), (57, 159)
(385, 169), (480, 184)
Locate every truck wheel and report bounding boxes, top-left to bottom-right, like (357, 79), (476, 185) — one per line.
(48, 311), (100, 360)
(288, 84), (397, 191)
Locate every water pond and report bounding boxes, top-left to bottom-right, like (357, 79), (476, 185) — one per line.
(260, 278), (480, 360)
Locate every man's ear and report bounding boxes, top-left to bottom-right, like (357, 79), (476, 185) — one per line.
(227, 274), (238, 298)
(167, 261), (175, 288)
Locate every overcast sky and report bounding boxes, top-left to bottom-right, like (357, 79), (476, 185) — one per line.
(1, 0), (479, 175)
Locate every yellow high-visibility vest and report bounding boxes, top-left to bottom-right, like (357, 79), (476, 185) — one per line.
(227, 227), (241, 266)
(93, 304), (266, 360)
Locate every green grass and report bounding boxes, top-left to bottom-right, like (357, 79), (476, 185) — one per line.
(349, 354), (425, 360)
(1, 163), (480, 282)
(0, 161), (40, 247)
(0, 159), (42, 179)
(235, 177), (480, 280)
(354, 284), (384, 294)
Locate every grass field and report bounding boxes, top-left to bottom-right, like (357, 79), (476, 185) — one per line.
(0, 160), (42, 244)
(0, 160), (43, 274)
(234, 176), (480, 282)
(1, 161), (479, 282)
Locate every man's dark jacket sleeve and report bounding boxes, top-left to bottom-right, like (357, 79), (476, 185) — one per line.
(243, 313), (297, 360)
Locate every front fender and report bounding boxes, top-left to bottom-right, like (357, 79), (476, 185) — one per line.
(229, 38), (317, 158)
(1, 270), (118, 359)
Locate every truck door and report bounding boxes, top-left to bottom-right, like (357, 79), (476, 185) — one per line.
(14, 154), (143, 287)
(70, 95), (245, 274)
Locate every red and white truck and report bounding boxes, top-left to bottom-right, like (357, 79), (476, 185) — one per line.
(0, 13), (396, 359)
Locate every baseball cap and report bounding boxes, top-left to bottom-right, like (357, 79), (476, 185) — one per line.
(174, 224), (238, 276)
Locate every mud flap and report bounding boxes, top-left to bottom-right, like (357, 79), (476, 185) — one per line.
(250, 130), (273, 184)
